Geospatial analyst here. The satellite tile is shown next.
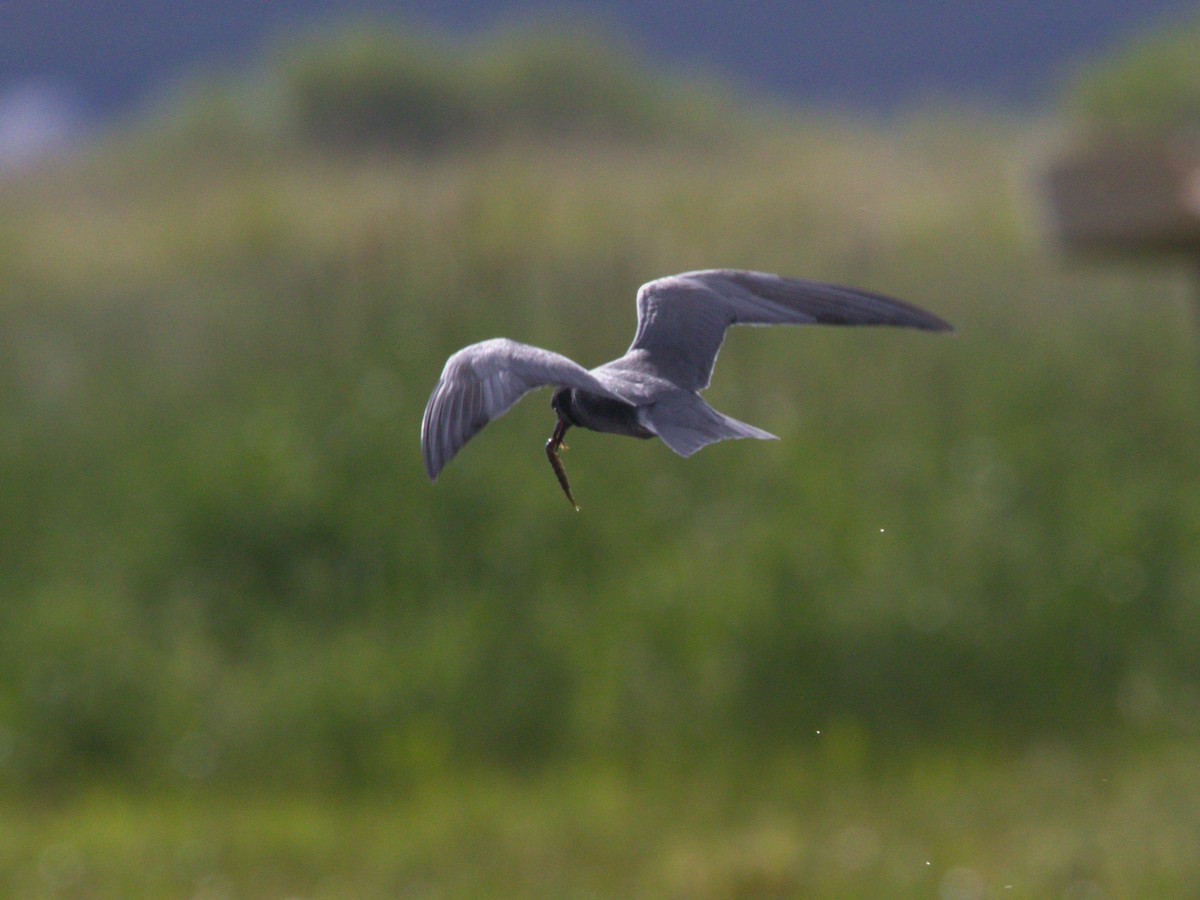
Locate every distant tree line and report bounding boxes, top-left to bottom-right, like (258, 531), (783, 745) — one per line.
(263, 22), (729, 153)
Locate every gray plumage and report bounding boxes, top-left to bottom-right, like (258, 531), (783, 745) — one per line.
(421, 269), (952, 504)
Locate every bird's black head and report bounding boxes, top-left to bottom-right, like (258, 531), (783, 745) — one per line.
(550, 387), (575, 423)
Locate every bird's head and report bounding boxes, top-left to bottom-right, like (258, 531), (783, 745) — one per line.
(550, 387), (574, 423)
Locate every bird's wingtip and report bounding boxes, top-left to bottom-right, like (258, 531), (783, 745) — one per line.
(422, 452), (441, 483)
(425, 459), (442, 483)
(923, 314), (955, 334)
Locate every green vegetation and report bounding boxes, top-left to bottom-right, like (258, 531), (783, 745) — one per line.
(4, 749), (1199, 896)
(148, 20), (733, 157)
(1, 23), (1199, 896)
(1065, 10), (1200, 129)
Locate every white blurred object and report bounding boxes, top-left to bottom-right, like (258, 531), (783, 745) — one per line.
(0, 80), (83, 171)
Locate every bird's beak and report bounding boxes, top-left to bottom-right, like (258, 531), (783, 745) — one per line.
(545, 416), (578, 510)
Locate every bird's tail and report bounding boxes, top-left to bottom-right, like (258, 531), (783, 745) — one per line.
(643, 394), (778, 458)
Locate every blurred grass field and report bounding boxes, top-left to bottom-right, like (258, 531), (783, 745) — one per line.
(1, 22), (1200, 896)
(4, 746), (1200, 896)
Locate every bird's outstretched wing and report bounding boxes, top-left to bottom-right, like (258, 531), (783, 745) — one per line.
(623, 269), (953, 392)
(421, 338), (624, 481)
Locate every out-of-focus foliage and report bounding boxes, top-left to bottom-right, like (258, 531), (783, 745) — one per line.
(3, 20), (1200, 896)
(2, 7), (1200, 792)
(1065, 12), (1200, 129)
(4, 95), (1197, 790)
(278, 26), (483, 152)
(146, 21), (734, 156)
(4, 747), (1199, 896)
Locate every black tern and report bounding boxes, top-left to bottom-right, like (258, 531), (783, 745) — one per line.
(421, 269), (952, 508)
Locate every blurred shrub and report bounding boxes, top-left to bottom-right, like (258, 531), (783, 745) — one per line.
(269, 20), (728, 154)
(276, 26), (484, 153)
(1064, 12), (1200, 130)
(479, 23), (710, 140)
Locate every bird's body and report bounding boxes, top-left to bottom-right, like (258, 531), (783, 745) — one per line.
(421, 269), (952, 507)
(551, 387), (655, 440)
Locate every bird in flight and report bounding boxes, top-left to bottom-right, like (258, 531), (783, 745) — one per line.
(421, 269), (952, 509)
